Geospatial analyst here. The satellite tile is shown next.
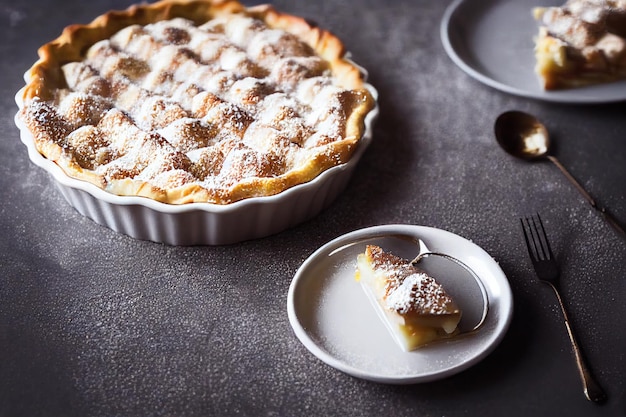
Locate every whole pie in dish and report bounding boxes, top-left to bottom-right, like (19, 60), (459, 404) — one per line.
(17, 0), (375, 204)
(355, 245), (462, 351)
(533, 0), (626, 90)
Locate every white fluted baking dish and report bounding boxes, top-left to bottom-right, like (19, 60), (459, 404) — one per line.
(14, 85), (377, 245)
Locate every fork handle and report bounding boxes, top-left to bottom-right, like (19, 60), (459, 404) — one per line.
(562, 320), (607, 403)
(547, 155), (625, 239)
(549, 283), (607, 403)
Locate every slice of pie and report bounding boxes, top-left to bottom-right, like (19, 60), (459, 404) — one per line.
(17, 0), (375, 204)
(533, 0), (626, 90)
(355, 245), (462, 351)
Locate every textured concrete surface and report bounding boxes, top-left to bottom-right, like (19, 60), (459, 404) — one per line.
(1, 0), (625, 416)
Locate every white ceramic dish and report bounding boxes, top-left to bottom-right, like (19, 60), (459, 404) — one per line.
(287, 224), (513, 384)
(14, 82), (378, 246)
(441, 0), (626, 103)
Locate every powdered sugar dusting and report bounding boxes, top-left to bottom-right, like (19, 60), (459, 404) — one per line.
(19, 11), (373, 204)
(385, 272), (445, 314)
(539, 0), (626, 55)
(366, 245), (460, 316)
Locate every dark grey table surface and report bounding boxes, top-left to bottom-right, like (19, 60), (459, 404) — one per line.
(1, 0), (625, 416)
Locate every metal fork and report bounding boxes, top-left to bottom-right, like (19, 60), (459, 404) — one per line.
(521, 214), (607, 404)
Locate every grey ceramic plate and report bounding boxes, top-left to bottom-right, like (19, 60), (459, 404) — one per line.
(287, 225), (513, 384)
(441, 0), (626, 103)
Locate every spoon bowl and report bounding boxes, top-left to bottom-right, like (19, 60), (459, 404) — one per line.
(494, 110), (550, 160)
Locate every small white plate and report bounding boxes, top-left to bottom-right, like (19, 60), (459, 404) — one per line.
(287, 224), (513, 384)
(440, 0), (626, 103)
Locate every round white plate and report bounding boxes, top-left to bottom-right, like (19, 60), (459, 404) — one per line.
(440, 0), (626, 103)
(287, 225), (513, 384)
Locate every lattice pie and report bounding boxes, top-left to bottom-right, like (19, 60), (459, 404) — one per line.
(533, 0), (626, 89)
(17, 0), (375, 204)
(356, 245), (462, 351)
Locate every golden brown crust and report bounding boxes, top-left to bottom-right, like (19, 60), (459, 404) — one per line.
(23, 0), (367, 100)
(24, 1), (244, 101)
(18, 0), (376, 204)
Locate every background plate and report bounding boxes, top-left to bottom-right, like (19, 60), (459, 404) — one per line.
(441, 0), (626, 103)
(287, 225), (513, 384)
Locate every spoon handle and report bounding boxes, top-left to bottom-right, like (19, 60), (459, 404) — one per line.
(547, 155), (626, 238)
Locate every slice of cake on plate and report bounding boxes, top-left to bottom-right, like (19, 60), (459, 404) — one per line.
(355, 245), (462, 351)
(533, 0), (626, 89)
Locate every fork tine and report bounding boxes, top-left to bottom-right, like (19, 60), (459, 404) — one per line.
(520, 217), (536, 260)
(534, 213), (554, 260)
(529, 216), (546, 261)
(521, 216), (543, 261)
(521, 214), (552, 261)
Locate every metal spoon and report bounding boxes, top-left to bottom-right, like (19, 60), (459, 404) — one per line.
(411, 238), (489, 333)
(495, 110), (625, 238)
